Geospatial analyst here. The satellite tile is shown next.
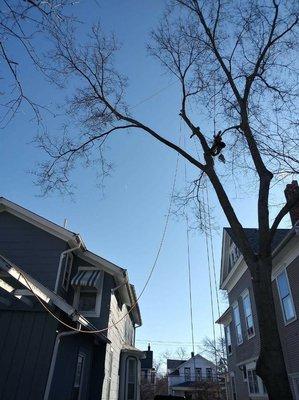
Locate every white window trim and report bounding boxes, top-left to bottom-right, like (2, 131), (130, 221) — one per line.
(246, 361), (267, 397)
(241, 289), (255, 340)
(224, 323), (232, 356)
(73, 267), (103, 317)
(74, 350), (86, 400)
(230, 372), (237, 400)
(275, 267), (297, 326)
(232, 302), (243, 345)
(125, 356), (138, 400)
(62, 252), (73, 291)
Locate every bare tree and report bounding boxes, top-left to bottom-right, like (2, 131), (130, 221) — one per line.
(35, 1), (299, 399)
(0, 0), (71, 126)
(202, 337), (226, 371)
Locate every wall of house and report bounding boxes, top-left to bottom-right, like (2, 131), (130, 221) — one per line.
(273, 253), (299, 399)
(101, 293), (136, 400)
(0, 211), (68, 290)
(226, 268), (262, 400)
(225, 241), (299, 400)
(168, 355), (217, 393)
(0, 310), (57, 400)
(49, 333), (106, 400)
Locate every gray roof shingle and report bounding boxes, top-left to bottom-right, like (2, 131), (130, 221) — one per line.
(224, 227), (290, 253)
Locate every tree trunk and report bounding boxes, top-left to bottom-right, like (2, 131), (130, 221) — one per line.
(250, 258), (293, 400)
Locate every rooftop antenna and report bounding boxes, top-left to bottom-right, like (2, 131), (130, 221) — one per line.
(63, 218), (68, 229)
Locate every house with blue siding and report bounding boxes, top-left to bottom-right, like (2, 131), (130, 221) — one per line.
(0, 197), (143, 400)
(216, 182), (299, 400)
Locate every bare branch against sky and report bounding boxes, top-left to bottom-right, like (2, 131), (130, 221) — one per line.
(31, 1), (299, 397)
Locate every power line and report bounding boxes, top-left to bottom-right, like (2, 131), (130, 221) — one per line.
(19, 146), (181, 334)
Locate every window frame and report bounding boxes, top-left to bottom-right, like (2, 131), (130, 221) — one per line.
(73, 350), (86, 400)
(184, 367), (191, 381)
(206, 367), (213, 381)
(230, 372), (237, 400)
(232, 302), (243, 345)
(61, 252), (73, 291)
(247, 369), (259, 395)
(195, 367), (202, 381)
(241, 289), (255, 339)
(125, 356), (138, 400)
(225, 323), (232, 355)
(246, 362), (267, 396)
(276, 268), (297, 326)
(73, 267), (103, 317)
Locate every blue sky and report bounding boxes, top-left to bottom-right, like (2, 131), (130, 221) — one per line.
(0, 0), (291, 363)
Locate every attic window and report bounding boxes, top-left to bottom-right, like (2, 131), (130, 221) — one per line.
(228, 243), (241, 271)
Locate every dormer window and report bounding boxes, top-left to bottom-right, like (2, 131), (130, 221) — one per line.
(228, 243), (241, 271)
(61, 253), (73, 291)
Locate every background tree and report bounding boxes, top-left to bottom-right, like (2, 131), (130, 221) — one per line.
(35, 1), (298, 399)
(0, 0), (70, 126)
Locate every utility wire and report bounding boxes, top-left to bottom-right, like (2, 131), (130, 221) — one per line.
(19, 146), (181, 334)
(181, 116), (196, 358)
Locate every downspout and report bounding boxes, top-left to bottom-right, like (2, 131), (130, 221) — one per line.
(54, 241), (81, 293)
(43, 330), (79, 400)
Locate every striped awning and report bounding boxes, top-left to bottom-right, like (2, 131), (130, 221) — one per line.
(71, 269), (102, 289)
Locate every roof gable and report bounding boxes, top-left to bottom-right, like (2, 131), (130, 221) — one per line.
(0, 197), (81, 246)
(220, 227), (291, 289)
(0, 197), (142, 326)
(177, 354), (215, 370)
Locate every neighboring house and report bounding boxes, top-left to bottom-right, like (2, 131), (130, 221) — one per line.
(216, 182), (299, 400)
(140, 344), (156, 399)
(141, 344), (156, 385)
(0, 197), (143, 400)
(167, 353), (218, 399)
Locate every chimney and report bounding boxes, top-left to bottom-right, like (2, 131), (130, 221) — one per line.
(191, 351), (195, 358)
(148, 343), (151, 352)
(284, 180), (299, 226)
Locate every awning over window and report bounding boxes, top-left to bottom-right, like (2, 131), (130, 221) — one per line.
(71, 269), (102, 290)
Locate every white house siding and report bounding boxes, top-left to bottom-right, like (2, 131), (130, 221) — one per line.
(101, 294), (135, 400)
(168, 355), (217, 394)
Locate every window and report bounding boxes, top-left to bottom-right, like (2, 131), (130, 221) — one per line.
(74, 352), (85, 389)
(277, 269), (296, 324)
(241, 365), (247, 381)
(126, 357), (137, 400)
(247, 369), (259, 394)
(206, 367), (213, 380)
(225, 324), (232, 355)
(228, 244), (241, 271)
(72, 268), (103, 317)
(78, 288), (97, 312)
(195, 368), (202, 381)
(231, 373), (237, 400)
(233, 303), (243, 345)
(242, 291), (255, 338)
(184, 367), (191, 381)
(151, 371), (155, 384)
(62, 253), (73, 291)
